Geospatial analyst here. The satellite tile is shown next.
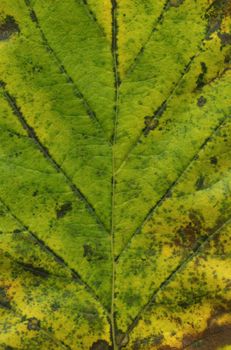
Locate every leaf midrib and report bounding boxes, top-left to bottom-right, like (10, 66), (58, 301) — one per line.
(110, 0), (120, 348)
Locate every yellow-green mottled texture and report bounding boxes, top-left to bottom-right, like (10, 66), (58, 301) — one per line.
(86, 0), (112, 41)
(0, 0), (231, 349)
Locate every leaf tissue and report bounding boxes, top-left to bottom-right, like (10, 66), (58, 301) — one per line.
(0, 0), (231, 349)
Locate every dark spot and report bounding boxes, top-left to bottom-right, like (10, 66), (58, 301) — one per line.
(90, 339), (112, 350)
(197, 96), (207, 107)
(143, 101), (167, 136)
(224, 53), (231, 64)
(13, 228), (22, 234)
(83, 244), (94, 259)
(0, 287), (11, 310)
(210, 156), (218, 165)
(83, 244), (105, 263)
(143, 116), (159, 136)
(196, 62), (207, 89)
(175, 211), (203, 248)
(195, 175), (205, 190)
(27, 317), (40, 331)
(218, 32), (231, 46)
(0, 15), (20, 41)
(51, 302), (60, 311)
(33, 190), (38, 197)
(56, 201), (72, 219)
(205, 0), (230, 39)
(30, 10), (37, 23)
(19, 262), (49, 278)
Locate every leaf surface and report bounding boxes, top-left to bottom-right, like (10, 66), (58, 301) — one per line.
(0, 0), (231, 349)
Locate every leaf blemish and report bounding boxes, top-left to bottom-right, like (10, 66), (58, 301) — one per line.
(90, 339), (112, 350)
(0, 15), (20, 41)
(27, 317), (40, 331)
(197, 96), (207, 107)
(56, 201), (72, 219)
(0, 287), (11, 310)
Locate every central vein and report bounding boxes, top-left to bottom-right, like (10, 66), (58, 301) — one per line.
(111, 0), (120, 349)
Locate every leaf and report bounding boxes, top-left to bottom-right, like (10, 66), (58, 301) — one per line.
(0, 0), (230, 349)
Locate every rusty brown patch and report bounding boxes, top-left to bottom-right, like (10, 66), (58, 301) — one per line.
(157, 302), (231, 350)
(182, 323), (231, 350)
(90, 340), (112, 350)
(175, 211), (203, 248)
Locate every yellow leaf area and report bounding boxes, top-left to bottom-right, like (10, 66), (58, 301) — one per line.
(0, 0), (230, 349)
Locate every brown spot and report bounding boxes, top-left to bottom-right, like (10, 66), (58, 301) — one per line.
(56, 201), (72, 219)
(27, 317), (40, 331)
(182, 323), (231, 350)
(0, 15), (20, 41)
(90, 340), (112, 350)
(175, 211), (202, 248)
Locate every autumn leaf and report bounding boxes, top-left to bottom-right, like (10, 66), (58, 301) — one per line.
(0, 0), (231, 349)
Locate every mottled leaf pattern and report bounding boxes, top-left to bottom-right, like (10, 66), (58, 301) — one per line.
(0, 0), (231, 349)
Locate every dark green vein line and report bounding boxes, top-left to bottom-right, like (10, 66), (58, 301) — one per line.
(116, 53), (196, 174)
(120, 217), (231, 344)
(121, 0), (171, 82)
(1, 305), (72, 350)
(0, 82), (108, 234)
(78, 0), (106, 37)
(24, 0), (110, 143)
(111, 0), (120, 348)
(121, 0), (217, 83)
(0, 197), (110, 318)
(116, 32), (229, 175)
(115, 115), (229, 261)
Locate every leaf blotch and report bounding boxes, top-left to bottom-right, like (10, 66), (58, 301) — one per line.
(196, 62), (207, 90)
(27, 317), (40, 331)
(197, 96), (207, 107)
(90, 339), (112, 350)
(56, 201), (72, 219)
(175, 211), (203, 248)
(182, 323), (231, 350)
(0, 15), (20, 41)
(0, 287), (11, 310)
(210, 156), (218, 165)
